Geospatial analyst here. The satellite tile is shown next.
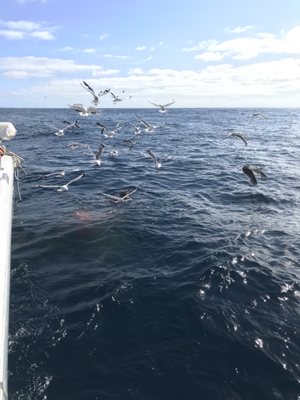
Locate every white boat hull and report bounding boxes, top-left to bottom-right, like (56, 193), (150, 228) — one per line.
(0, 155), (14, 400)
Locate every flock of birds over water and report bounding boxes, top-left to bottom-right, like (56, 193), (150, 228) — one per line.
(0, 80), (268, 203)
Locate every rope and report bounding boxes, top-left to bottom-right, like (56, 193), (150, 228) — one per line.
(0, 145), (25, 201)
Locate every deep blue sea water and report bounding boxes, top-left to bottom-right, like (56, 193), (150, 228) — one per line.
(1, 107), (300, 400)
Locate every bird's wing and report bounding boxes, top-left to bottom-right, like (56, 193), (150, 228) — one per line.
(146, 149), (157, 162)
(65, 172), (85, 186)
(96, 122), (109, 132)
(95, 144), (105, 159)
(42, 122), (60, 131)
(81, 81), (97, 98)
(43, 171), (65, 178)
(122, 187), (138, 199)
(111, 92), (122, 101)
(230, 132), (248, 145)
(252, 113), (267, 119)
(149, 101), (161, 108)
(68, 104), (86, 112)
(99, 192), (125, 202)
(135, 114), (150, 127)
(62, 124), (73, 132)
(64, 120), (80, 128)
(163, 100), (176, 107)
(83, 144), (95, 157)
(250, 167), (268, 179)
(87, 106), (98, 113)
(37, 184), (62, 189)
(242, 166), (257, 185)
(98, 88), (110, 96)
(67, 142), (89, 149)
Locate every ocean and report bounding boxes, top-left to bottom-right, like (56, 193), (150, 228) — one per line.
(1, 107), (300, 400)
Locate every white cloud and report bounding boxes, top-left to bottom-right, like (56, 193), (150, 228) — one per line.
(3, 20), (41, 30)
(229, 25), (255, 34)
(30, 30), (55, 40)
(128, 68), (144, 75)
(0, 30), (25, 39)
(136, 46), (146, 51)
(104, 54), (131, 59)
(183, 26), (300, 61)
(182, 45), (202, 52)
(83, 48), (97, 53)
(195, 52), (225, 61)
(142, 55), (153, 62)
(2, 52), (300, 107)
(92, 69), (120, 77)
(99, 33), (108, 40)
(59, 46), (74, 52)
(0, 56), (104, 78)
(15, 0), (47, 4)
(0, 19), (57, 40)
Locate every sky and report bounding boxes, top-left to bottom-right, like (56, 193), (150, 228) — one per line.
(1, 0), (300, 108)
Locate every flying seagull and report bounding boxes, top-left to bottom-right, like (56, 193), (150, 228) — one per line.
(135, 114), (156, 133)
(122, 139), (135, 150)
(67, 142), (90, 150)
(110, 92), (122, 104)
(80, 81), (110, 105)
(249, 112), (267, 119)
(42, 122), (74, 137)
(227, 130), (248, 146)
(37, 172), (85, 191)
(83, 143), (105, 166)
(132, 124), (142, 136)
(149, 99), (176, 113)
(146, 148), (161, 169)
(96, 122), (115, 138)
(242, 165), (268, 185)
(93, 143), (105, 166)
(63, 120), (80, 129)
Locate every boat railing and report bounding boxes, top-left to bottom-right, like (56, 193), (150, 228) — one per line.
(0, 155), (14, 400)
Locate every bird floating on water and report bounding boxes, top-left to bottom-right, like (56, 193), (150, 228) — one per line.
(109, 150), (118, 158)
(99, 187), (138, 203)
